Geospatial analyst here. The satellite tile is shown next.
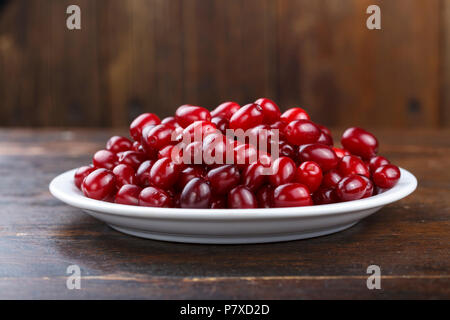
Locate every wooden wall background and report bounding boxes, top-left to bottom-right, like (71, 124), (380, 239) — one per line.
(0, 0), (449, 128)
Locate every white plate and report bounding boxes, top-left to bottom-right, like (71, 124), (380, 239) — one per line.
(49, 168), (417, 244)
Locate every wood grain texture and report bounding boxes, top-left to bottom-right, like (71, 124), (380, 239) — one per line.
(0, 128), (448, 299)
(0, 0), (446, 127)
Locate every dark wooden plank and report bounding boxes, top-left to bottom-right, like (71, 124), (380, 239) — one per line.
(441, 0), (450, 127)
(0, 129), (448, 299)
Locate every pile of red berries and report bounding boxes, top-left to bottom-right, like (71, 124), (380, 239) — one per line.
(74, 99), (401, 209)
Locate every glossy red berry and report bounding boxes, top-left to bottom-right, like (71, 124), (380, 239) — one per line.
(313, 188), (339, 205)
(242, 162), (267, 191)
(106, 136), (133, 153)
(207, 165), (241, 195)
(93, 150), (118, 170)
(136, 160), (154, 188)
(256, 185), (274, 208)
(273, 183), (313, 208)
(115, 184), (141, 206)
(322, 168), (343, 188)
(296, 161), (323, 193)
(280, 107), (310, 122)
(229, 103), (264, 131)
(335, 174), (371, 202)
(210, 195), (227, 209)
(112, 164), (136, 188)
(139, 186), (172, 207)
(161, 116), (181, 128)
(332, 147), (350, 159)
(74, 166), (95, 189)
(130, 113), (161, 142)
(211, 102), (241, 120)
(338, 155), (370, 178)
(228, 186), (258, 209)
(82, 168), (116, 200)
(181, 121), (217, 142)
(269, 156), (296, 186)
(180, 178), (212, 209)
(341, 127), (379, 159)
(372, 164), (401, 189)
(233, 143), (259, 168)
(184, 141), (204, 165)
(369, 156), (390, 174)
(175, 105), (211, 128)
(255, 98), (281, 124)
(316, 132), (334, 146)
(149, 157), (181, 189)
(143, 123), (176, 151)
(118, 151), (147, 170)
(284, 120), (321, 146)
(177, 166), (206, 190)
(211, 116), (229, 134)
(298, 144), (339, 172)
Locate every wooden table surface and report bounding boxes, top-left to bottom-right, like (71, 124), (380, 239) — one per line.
(0, 128), (449, 299)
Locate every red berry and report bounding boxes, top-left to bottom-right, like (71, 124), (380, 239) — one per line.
(211, 102), (241, 120)
(233, 143), (259, 168)
(322, 168), (343, 188)
(255, 98), (281, 124)
(278, 140), (297, 159)
(82, 168), (116, 200)
(242, 162), (267, 191)
(296, 161), (323, 193)
(269, 156), (296, 186)
(316, 132), (334, 146)
(335, 174), (371, 202)
(338, 155), (370, 178)
(332, 147), (350, 159)
(118, 151), (147, 170)
(341, 127), (379, 159)
(139, 186), (172, 207)
(175, 105), (211, 128)
(298, 144), (339, 172)
(313, 188), (339, 205)
(184, 141), (204, 165)
(180, 178), (212, 209)
(317, 124), (332, 137)
(181, 121), (217, 142)
(280, 107), (310, 122)
(130, 113), (161, 142)
(372, 164), (401, 189)
(207, 165), (241, 195)
(202, 133), (231, 166)
(136, 160), (154, 187)
(369, 156), (390, 173)
(74, 166), (95, 189)
(211, 116), (229, 134)
(228, 186), (258, 209)
(229, 103), (264, 131)
(143, 123), (177, 151)
(112, 164), (136, 188)
(149, 157), (181, 189)
(178, 166), (206, 190)
(161, 116), (181, 128)
(93, 150), (118, 170)
(256, 185), (274, 208)
(106, 136), (133, 153)
(284, 120), (321, 146)
(115, 184), (141, 206)
(210, 195), (227, 209)
(273, 183), (313, 208)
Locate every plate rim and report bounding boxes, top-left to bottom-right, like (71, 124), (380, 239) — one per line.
(49, 167), (417, 220)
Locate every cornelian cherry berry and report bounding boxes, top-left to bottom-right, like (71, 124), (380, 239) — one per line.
(211, 117), (229, 134)
(256, 185), (274, 208)
(139, 186), (172, 207)
(74, 166), (95, 189)
(210, 195), (227, 209)
(316, 132), (334, 146)
(115, 184), (141, 206)
(284, 120), (321, 146)
(296, 161), (323, 193)
(82, 168), (116, 200)
(280, 107), (310, 122)
(372, 164), (400, 189)
(255, 98), (281, 124)
(130, 113), (161, 142)
(149, 157), (181, 189)
(269, 156), (296, 186)
(369, 156), (390, 174)
(211, 102), (241, 120)
(182, 121), (217, 141)
(93, 150), (118, 170)
(229, 103), (264, 131)
(332, 147), (350, 159)
(313, 188), (339, 205)
(322, 168), (343, 188)
(233, 144), (259, 168)
(177, 166), (206, 190)
(228, 186), (258, 209)
(161, 116), (181, 128)
(207, 165), (241, 195)
(273, 183), (313, 208)
(106, 136), (133, 153)
(242, 162), (267, 191)
(341, 127), (378, 159)
(143, 123), (177, 151)
(338, 155), (370, 178)
(180, 178), (212, 209)
(175, 105), (211, 128)
(298, 144), (339, 172)
(335, 174), (371, 202)
(118, 151), (146, 170)
(112, 164), (136, 188)
(136, 160), (154, 187)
